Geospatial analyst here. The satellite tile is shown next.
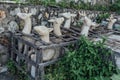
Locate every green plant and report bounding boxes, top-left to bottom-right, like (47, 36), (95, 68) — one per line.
(45, 36), (117, 80)
(110, 0), (120, 14)
(111, 74), (120, 80)
(45, 64), (66, 80)
(96, 13), (110, 23)
(7, 60), (17, 75)
(76, 20), (83, 27)
(26, 0), (42, 4)
(110, 69), (120, 80)
(26, 0), (56, 6)
(7, 60), (29, 80)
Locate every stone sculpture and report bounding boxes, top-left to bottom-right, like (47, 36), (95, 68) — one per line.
(31, 26), (56, 77)
(79, 12), (99, 36)
(59, 12), (76, 29)
(17, 13), (32, 55)
(48, 17), (64, 36)
(34, 26), (53, 43)
(17, 13), (32, 34)
(107, 14), (117, 30)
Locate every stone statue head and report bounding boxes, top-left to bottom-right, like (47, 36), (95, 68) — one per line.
(34, 26), (53, 36)
(17, 13), (32, 20)
(48, 17), (64, 24)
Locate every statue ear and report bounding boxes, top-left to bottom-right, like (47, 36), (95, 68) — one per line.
(48, 28), (53, 32)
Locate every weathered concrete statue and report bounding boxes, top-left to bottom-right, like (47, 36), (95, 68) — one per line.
(31, 26), (56, 77)
(79, 12), (99, 36)
(17, 13), (32, 55)
(34, 26), (53, 43)
(17, 13), (32, 34)
(107, 14), (117, 30)
(48, 17), (64, 36)
(59, 12), (76, 29)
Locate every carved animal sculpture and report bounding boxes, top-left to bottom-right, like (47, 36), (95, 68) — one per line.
(59, 12), (76, 29)
(34, 26), (53, 43)
(48, 17), (64, 36)
(79, 12), (99, 36)
(17, 13), (32, 34)
(107, 14), (117, 30)
(17, 13), (32, 55)
(31, 26), (59, 77)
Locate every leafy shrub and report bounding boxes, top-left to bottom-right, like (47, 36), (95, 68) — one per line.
(45, 64), (66, 80)
(96, 13), (110, 23)
(46, 36), (117, 80)
(111, 74), (120, 80)
(7, 60), (29, 80)
(7, 60), (17, 75)
(110, 0), (120, 14)
(16, 0), (120, 14)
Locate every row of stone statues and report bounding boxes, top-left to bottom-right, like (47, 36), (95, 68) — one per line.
(15, 11), (117, 77)
(16, 11), (117, 60)
(0, 8), (117, 77)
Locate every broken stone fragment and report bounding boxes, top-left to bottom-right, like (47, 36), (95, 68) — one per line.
(10, 8), (21, 16)
(48, 17), (64, 36)
(8, 21), (19, 33)
(38, 13), (42, 20)
(30, 8), (37, 15)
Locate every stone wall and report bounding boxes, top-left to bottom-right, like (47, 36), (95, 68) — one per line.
(0, 3), (114, 33)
